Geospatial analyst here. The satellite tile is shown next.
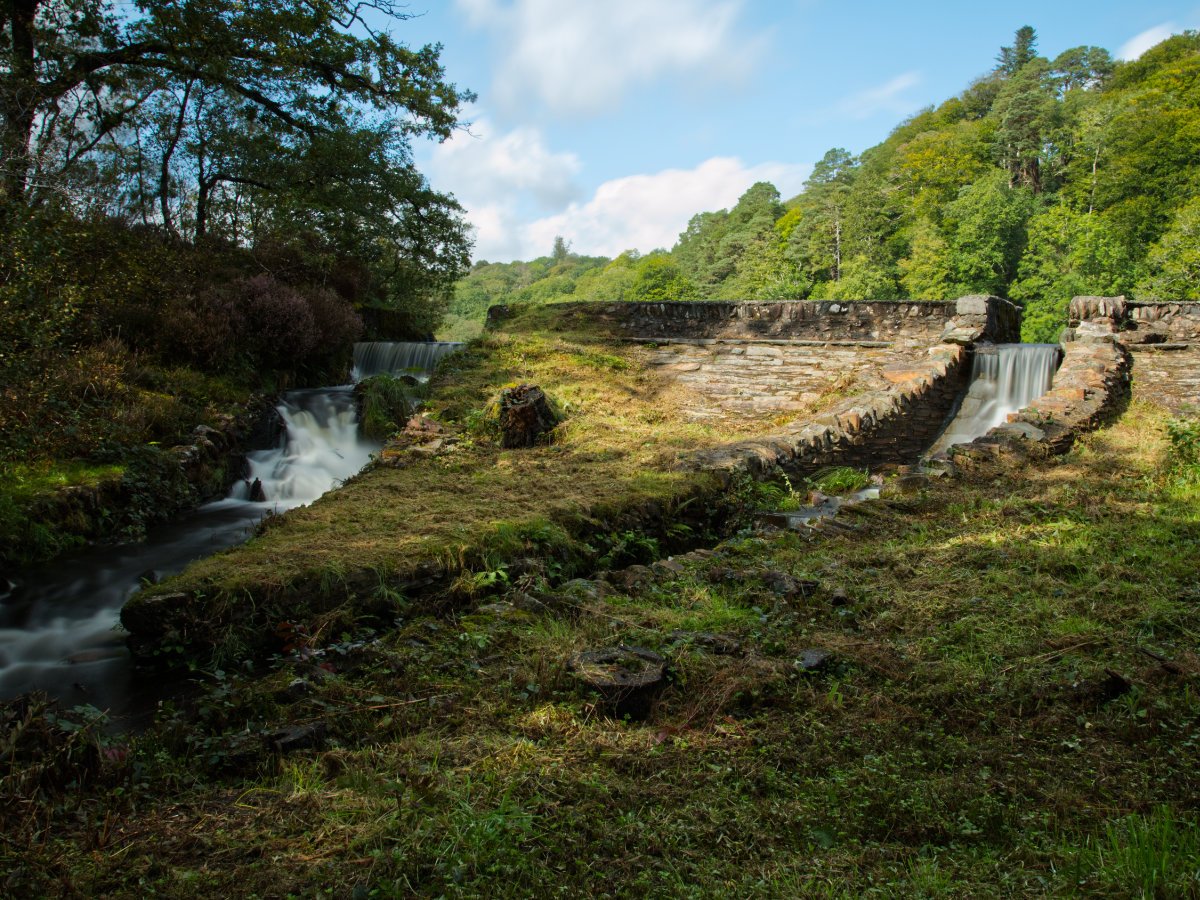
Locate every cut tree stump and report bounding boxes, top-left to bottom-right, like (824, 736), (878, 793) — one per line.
(567, 645), (666, 719)
(498, 384), (559, 448)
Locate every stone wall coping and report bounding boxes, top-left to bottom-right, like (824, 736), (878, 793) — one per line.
(624, 336), (894, 348)
(488, 296), (1021, 345)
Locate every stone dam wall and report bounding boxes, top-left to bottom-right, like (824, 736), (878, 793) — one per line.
(489, 296), (1020, 347)
(686, 344), (970, 478)
(1068, 296), (1200, 411)
(490, 296), (1020, 426)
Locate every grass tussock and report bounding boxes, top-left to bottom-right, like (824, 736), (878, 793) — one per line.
(9, 400), (1200, 896)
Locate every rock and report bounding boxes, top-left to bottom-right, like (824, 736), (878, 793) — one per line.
(706, 566), (752, 585)
(265, 721), (328, 754)
(248, 477), (267, 502)
(410, 438), (444, 456)
(760, 570), (818, 600)
(651, 559), (686, 577)
(405, 415), (444, 436)
(567, 646), (667, 718)
(558, 578), (612, 603)
(880, 473), (930, 498)
(498, 384), (560, 448)
(275, 678), (314, 703)
(666, 631), (742, 656)
(607, 565), (653, 593)
(508, 591), (549, 614)
(477, 600), (518, 617)
(796, 648), (835, 672)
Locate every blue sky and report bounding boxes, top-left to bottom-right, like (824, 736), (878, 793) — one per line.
(393, 1), (1200, 262)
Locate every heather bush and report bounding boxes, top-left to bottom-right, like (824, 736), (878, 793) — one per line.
(303, 284), (364, 357)
(239, 274), (319, 367)
(165, 287), (245, 370)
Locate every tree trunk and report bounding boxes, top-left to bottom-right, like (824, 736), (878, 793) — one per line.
(1, 0), (40, 200)
(158, 80), (192, 237)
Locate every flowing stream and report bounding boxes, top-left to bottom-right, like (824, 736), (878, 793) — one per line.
(0, 343), (454, 723)
(929, 343), (1060, 454)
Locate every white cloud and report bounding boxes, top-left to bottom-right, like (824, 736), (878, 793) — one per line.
(426, 115), (583, 210)
(465, 156), (811, 262)
(837, 71), (923, 120)
(1118, 23), (1176, 60)
(454, 0), (759, 114)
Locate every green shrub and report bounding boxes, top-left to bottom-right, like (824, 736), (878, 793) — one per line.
(360, 374), (415, 440)
(809, 466), (872, 495)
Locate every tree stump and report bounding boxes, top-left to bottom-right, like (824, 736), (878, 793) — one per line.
(498, 384), (559, 448)
(567, 645), (666, 719)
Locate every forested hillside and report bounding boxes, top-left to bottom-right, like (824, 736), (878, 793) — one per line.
(446, 28), (1200, 343)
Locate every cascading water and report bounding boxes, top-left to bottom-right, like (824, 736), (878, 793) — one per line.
(929, 343), (1060, 454)
(228, 387), (377, 510)
(0, 342), (460, 723)
(352, 341), (463, 381)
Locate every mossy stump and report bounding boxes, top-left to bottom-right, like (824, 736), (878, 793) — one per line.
(498, 383), (558, 448)
(567, 645), (666, 719)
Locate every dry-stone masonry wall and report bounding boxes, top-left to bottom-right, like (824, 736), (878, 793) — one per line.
(637, 342), (900, 423)
(494, 297), (1018, 424)
(492, 296), (1020, 347)
(684, 344), (969, 479)
(1067, 296), (1200, 411)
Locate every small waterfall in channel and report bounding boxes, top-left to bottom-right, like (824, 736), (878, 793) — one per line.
(1, 342), (462, 722)
(929, 344), (1061, 454)
(352, 341), (464, 381)
(229, 387), (377, 509)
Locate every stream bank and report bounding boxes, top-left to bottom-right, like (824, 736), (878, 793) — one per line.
(6, 401), (1197, 898)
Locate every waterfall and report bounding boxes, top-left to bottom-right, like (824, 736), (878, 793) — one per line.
(1, 342), (463, 716)
(228, 387), (377, 509)
(930, 344), (1060, 453)
(352, 341), (464, 381)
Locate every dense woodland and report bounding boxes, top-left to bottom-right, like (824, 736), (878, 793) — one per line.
(446, 28), (1200, 343)
(0, 0), (472, 466)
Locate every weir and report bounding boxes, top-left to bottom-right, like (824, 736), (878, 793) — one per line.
(0, 342), (460, 719)
(352, 341), (464, 380)
(929, 344), (1061, 454)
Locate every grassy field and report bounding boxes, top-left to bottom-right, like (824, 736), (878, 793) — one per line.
(6, 397), (1199, 897)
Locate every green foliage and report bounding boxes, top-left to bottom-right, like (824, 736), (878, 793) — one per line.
(944, 170), (1036, 295)
(1136, 196), (1200, 300)
(627, 254), (699, 303)
(1011, 205), (1131, 342)
(809, 467), (871, 495)
(1066, 806), (1200, 897)
(1165, 414), (1200, 466)
(359, 375), (416, 440)
(449, 28), (1200, 330)
(899, 219), (954, 299)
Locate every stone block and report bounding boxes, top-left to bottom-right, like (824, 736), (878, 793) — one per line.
(955, 295), (991, 316)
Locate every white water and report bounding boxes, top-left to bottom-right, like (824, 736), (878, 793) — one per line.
(1, 342), (461, 722)
(226, 387), (377, 511)
(352, 341), (464, 381)
(930, 344), (1060, 453)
